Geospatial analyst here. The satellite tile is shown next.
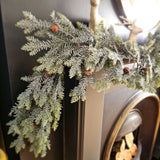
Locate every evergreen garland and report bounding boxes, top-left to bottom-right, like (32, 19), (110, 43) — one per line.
(7, 11), (160, 157)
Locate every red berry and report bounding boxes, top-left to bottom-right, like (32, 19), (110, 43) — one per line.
(45, 72), (52, 78)
(142, 67), (148, 72)
(51, 25), (59, 32)
(85, 69), (92, 76)
(33, 122), (38, 128)
(123, 67), (130, 74)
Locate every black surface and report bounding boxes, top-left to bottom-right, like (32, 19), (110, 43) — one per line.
(63, 68), (80, 160)
(0, 3), (20, 160)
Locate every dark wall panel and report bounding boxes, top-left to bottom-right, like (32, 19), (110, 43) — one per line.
(0, 3), (20, 160)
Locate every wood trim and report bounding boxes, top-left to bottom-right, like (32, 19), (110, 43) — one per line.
(0, 122), (5, 151)
(148, 101), (160, 160)
(77, 101), (85, 160)
(111, 0), (127, 20)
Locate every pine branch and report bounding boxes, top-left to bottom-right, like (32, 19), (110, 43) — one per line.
(8, 10), (160, 158)
(22, 37), (54, 56)
(70, 77), (88, 103)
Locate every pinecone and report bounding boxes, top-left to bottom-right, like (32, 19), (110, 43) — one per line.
(141, 67), (148, 72)
(51, 25), (59, 32)
(33, 122), (38, 128)
(85, 69), (92, 76)
(123, 67), (130, 74)
(45, 72), (52, 77)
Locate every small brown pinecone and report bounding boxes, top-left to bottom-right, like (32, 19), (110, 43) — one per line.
(45, 72), (52, 78)
(141, 67), (148, 72)
(123, 67), (130, 74)
(85, 69), (92, 76)
(51, 25), (59, 32)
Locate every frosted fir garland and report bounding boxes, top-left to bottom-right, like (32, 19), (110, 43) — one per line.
(7, 11), (160, 157)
